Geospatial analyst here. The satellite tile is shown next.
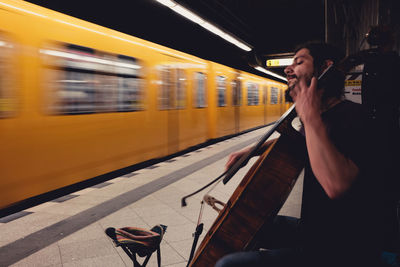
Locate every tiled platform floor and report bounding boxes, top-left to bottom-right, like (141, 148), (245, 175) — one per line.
(0, 125), (303, 267)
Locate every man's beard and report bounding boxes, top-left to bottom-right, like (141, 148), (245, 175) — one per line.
(284, 79), (297, 103)
(284, 85), (295, 103)
(287, 83), (296, 92)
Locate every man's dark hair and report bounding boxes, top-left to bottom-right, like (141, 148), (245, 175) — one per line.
(294, 41), (346, 100)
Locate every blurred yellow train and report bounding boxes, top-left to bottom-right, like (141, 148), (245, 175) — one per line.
(0, 0), (288, 211)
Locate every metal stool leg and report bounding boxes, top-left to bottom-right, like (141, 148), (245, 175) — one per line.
(156, 247), (161, 267)
(141, 254), (151, 267)
(120, 245), (153, 267)
(120, 246), (139, 267)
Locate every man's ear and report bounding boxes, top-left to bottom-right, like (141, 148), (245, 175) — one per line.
(322, 59), (334, 70)
(315, 59), (334, 77)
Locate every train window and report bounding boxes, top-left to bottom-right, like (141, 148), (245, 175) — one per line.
(232, 78), (242, 106)
(194, 72), (206, 108)
(41, 43), (144, 114)
(279, 88), (283, 104)
(159, 66), (186, 110)
(96, 73), (117, 112)
(216, 75), (226, 107)
(0, 34), (16, 118)
(176, 69), (186, 109)
(63, 70), (96, 114)
(159, 66), (173, 110)
(57, 45), (96, 114)
(263, 86), (268, 105)
(247, 82), (259, 106)
(118, 77), (143, 111)
(0, 35), (16, 118)
(117, 55), (144, 112)
(270, 86), (279, 105)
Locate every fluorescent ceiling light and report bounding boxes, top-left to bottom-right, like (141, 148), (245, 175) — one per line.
(156, 0), (176, 8)
(156, 0), (251, 51)
(171, 5), (204, 25)
(201, 22), (226, 37)
(255, 67), (287, 82)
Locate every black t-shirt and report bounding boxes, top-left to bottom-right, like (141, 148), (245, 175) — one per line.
(299, 100), (385, 264)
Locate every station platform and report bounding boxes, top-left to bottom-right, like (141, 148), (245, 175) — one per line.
(0, 125), (304, 267)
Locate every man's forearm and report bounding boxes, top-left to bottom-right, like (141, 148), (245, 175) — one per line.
(304, 118), (359, 199)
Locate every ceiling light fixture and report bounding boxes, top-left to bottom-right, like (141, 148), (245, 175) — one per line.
(254, 67), (287, 82)
(155, 0), (252, 51)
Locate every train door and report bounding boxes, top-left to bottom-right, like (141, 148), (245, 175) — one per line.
(175, 67), (187, 149)
(159, 64), (179, 154)
(232, 76), (242, 133)
(279, 87), (284, 114)
(263, 85), (268, 125)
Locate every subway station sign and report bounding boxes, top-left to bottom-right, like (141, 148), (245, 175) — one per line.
(344, 66), (363, 104)
(266, 58), (293, 67)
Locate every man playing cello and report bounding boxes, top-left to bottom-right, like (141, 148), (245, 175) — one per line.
(217, 42), (387, 267)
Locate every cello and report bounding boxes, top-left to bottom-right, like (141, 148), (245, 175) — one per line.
(185, 65), (334, 266)
(188, 104), (306, 266)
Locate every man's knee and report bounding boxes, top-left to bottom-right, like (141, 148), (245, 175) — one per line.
(214, 254), (235, 267)
(214, 251), (262, 267)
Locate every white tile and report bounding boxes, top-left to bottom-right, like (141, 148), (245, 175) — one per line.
(0, 213), (69, 243)
(25, 202), (57, 212)
(128, 195), (165, 209)
(58, 223), (105, 245)
(140, 211), (191, 228)
(59, 237), (115, 264)
(62, 194), (111, 206)
(62, 254), (125, 267)
(168, 238), (197, 261)
(147, 243), (185, 266)
(37, 203), (94, 216)
(162, 223), (198, 243)
(131, 203), (176, 218)
(74, 188), (96, 195)
(107, 177), (127, 183)
(85, 183), (139, 197)
(98, 209), (148, 230)
(10, 243), (61, 267)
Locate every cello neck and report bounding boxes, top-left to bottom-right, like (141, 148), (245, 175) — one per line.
(222, 104), (297, 184)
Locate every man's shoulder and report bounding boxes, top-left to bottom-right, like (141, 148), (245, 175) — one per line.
(324, 100), (369, 137)
(325, 100), (365, 121)
(336, 100), (362, 112)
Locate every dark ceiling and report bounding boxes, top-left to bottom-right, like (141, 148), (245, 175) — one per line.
(24, 0), (325, 80)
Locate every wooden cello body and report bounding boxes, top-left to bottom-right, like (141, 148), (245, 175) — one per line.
(189, 105), (306, 266)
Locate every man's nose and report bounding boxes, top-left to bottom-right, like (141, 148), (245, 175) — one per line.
(284, 65), (292, 75)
